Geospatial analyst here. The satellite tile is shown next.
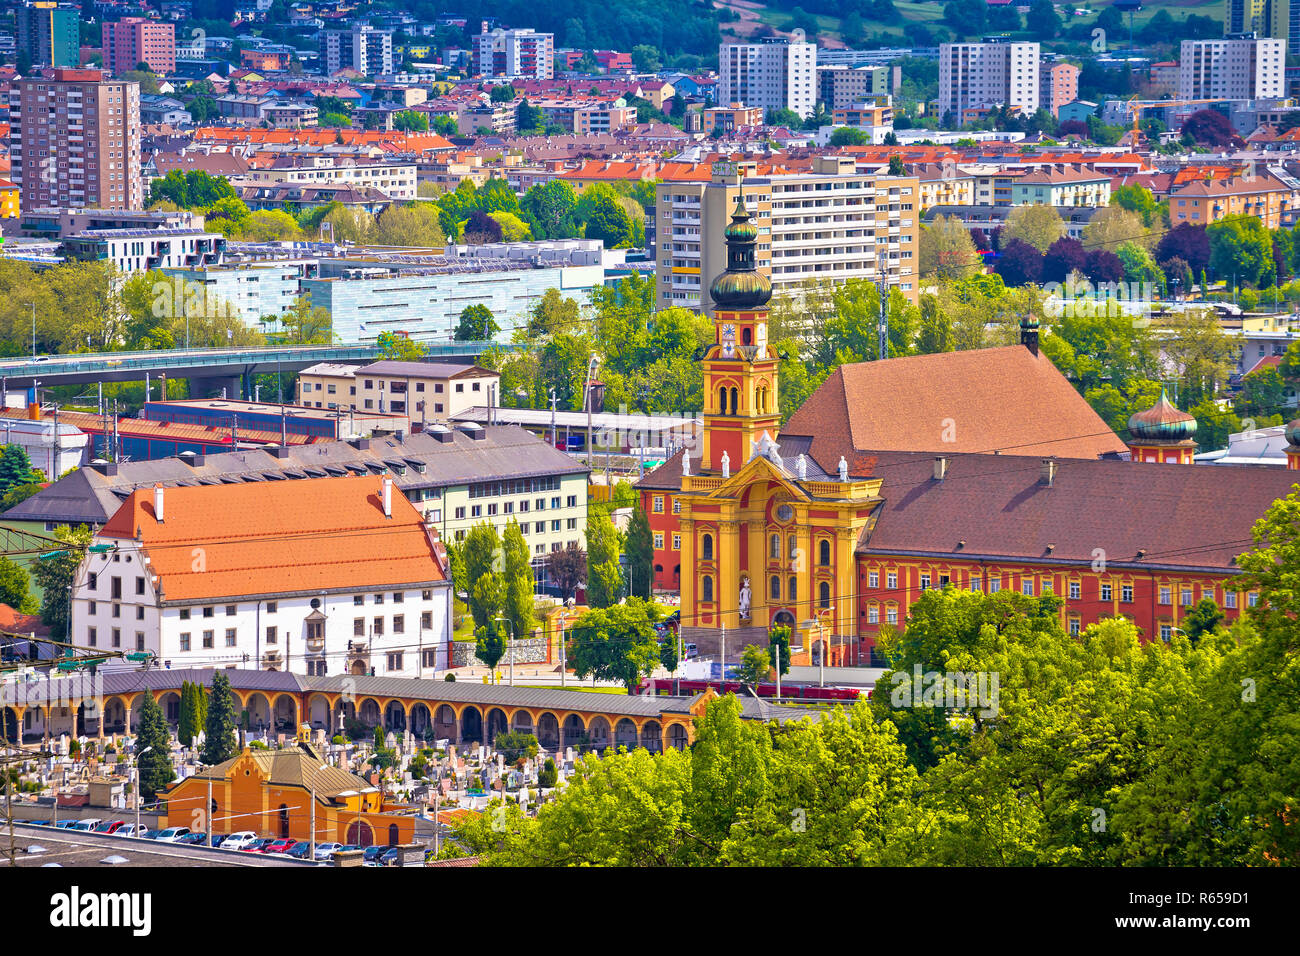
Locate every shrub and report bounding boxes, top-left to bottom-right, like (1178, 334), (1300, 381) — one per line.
(331, 735), (347, 746)
(445, 673), (456, 682)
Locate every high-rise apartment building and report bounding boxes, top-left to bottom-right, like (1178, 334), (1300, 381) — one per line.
(102, 17), (176, 75)
(1039, 60), (1080, 118)
(718, 37), (817, 119)
(15, 2), (80, 69)
(8, 69), (143, 211)
(320, 25), (393, 76)
(816, 65), (889, 110)
(472, 28), (554, 80)
(1223, 1), (1300, 54)
(938, 37), (1040, 121)
(1179, 35), (1285, 100)
(656, 157), (919, 313)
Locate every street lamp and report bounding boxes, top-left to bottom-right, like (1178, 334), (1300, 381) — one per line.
(308, 762), (327, 862)
(494, 616), (514, 686)
(134, 745), (152, 834)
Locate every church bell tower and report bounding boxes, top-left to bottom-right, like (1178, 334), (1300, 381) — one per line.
(699, 194), (781, 473)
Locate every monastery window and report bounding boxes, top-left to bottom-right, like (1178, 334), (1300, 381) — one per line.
(653, 495), (664, 513)
(818, 581), (831, 610)
(719, 386), (729, 414)
(654, 533), (664, 549)
(1201, 586), (1215, 604)
(939, 574), (950, 588)
(868, 570), (879, 589)
(1100, 582), (1113, 601)
(702, 534), (714, 560)
(1159, 586), (1172, 605)
(1225, 591), (1237, 608)
(886, 571), (897, 589)
(179, 632), (190, 651)
(989, 578), (1001, 594)
(672, 534), (681, 550)
(920, 573), (931, 590)
(789, 577), (798, 602)
(1180, 587), (1193, 607)
(867, 605), (879, 624)
(1069, 580), (1081, 600)
(886, 605), (898, 625)
(1022, 579), (1034, 596)
(1159, 623), (1173, 641)
(702, 576), (714, 602)
(1248, 592), (1259, 607)
(1121, 584), (1134, 603)
(1068, 617), (1081, 636)
(818, 540), (831, 566)
(970, 576), (981, 592)
(673, 500), (681, 514)
(731, 387), (739, 413)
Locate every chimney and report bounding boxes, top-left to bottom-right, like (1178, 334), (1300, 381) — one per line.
(154, 484), (165, 523)
(932, 456), (948, 481)
(26, 402), (39, 421)
(271, 445), (291, 459)
(381, 476), (392, 518)
(1040, 458), (1057, 487)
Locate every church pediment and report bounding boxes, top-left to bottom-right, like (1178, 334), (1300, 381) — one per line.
(687, 452), (814, 502)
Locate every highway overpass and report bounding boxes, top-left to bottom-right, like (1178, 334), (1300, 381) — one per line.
(0, 341), (502, 396)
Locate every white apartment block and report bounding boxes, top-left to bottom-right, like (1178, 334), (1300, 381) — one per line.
(296, 361), (501, 420)
(718, 37), (817, 119)
(939, 39), (1040, 119)
(321, 25), (393, 76)
(473, 28), (554, 80)
(656, 156), (919, 312)
(1178, 36), (1285, 100)
(241, 157), (417, 200)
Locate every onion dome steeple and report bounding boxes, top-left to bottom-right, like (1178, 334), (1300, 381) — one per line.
(708, 194), (772, 311)
(1126, 388), (1198, 464)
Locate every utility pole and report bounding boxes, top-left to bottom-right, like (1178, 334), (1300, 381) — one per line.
(877, 252), (889, 361)
(775, 642), (781, 700)
(549, 388), (558, 449)
(560, 624), (566, 687)
(720, 624), (726, 682)
(31, 302), (36, 360)
(207, 775), (213, 846)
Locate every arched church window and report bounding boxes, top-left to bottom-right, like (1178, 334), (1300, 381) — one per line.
(702, 534), (714, 560)
(769, 534), (780, 559)
(730, 387), (739, 413)
(770, 575), (781, 600)
(819, 581), (831, 609)
(719, 386), (728, 415)
(819, 540), (831, 566)
(702, 576), (714, 602)
(789, 577), (798, 602)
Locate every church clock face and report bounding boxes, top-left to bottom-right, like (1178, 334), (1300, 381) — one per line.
(721, 323), (736, 357)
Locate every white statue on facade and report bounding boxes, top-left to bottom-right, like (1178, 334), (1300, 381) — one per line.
(838, 456), (849, 481)
(681, 446), (691, 476)
(796, 453), (807, 480)
(738, 577), (751, 619)
(721, 451), (730, 478)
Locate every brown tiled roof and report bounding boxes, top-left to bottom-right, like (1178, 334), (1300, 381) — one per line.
(857, 450), (1299, 573)
(781, 346), (1128, 470)
(635, 448), (686, 492)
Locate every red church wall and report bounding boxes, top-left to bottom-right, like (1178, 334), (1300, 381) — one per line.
(852, 556), (1253, 661)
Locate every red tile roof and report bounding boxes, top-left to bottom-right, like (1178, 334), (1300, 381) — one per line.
(99, 476), (445, 603)
(781, 346), (1128, 469)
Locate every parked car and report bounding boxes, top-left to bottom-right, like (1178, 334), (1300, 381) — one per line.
(361, 845), (386, 864)
(262, 839), (296, 854)
(93, 820), (125, 834)
(153, 827), (192, 843)
(286, 841), (313, 859)
(177, 832), (208, 845)
(137, 829), (163, 840)
(313, 842), (343, 860)
(220, 831), (259, 851)
(242, 838), (275, 853)
(378, 847), (401, 866)
(69, 819), (103, 831)
(209, 833), (230, 848)
(53, 820), (79, 829)
(114, 823), (147, 838)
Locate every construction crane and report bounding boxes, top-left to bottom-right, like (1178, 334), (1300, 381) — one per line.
(1124, 96), (1230, 147)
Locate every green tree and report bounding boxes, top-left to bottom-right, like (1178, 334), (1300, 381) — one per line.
(376, 331), (426, 360)
(0, 445), (39, 496)
(135, 691), (176, 802)
(829, 127), (869, 147)
(488, 210), (532, 241)
(489, 84), (516, 103)
(178, 681), (198, 748)
(567, 598), (663, 692)
(1003, 204), (1066, 252)
(374, 202), (445, 247)
(454, 303), (499, 341)
(1112, 184), (1161, 228)
(737, 644), (772, 684)
(463, 522), (502, 629)
(888, 155), (906, 176)
(393, 110), (429, 132)
(1208, 217), (1274, 287)
(202, 671), (239, 765)
(495, 730), (539, 763)
(521, 180), (579, 240)
(1181, 598), (1225, 645)
(768, 624), (792, 677)
(625, 505), (654, 600)
(30, 524), (90, 639)
(584, 510), (623, 609)
(475, 618), (508, 673)
(502, 519), (536, 644)
(0, 555), (37, 614)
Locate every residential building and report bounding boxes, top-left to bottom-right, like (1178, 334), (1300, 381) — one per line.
(297, 362), (500, 420)
(1040, 61), (1080, 118)
(701, 104), (765, 135)
(158, 260), (317, 328)
(0, 179), (19, 221)
(1167, 167), (1296, 228)
(74, 476), (452, 679)
(1224, 0), (1300, 52)
(718, 37), (818, 119)
(0, 416), (88, 479)
(8, 69), (143, 211)
(320, 25), (393, 77)
(473, 28), (554, 80)
(912, 163), (977, 210)
(15, 2), (79, 69)
(817, 65), (890, 109)
(102, 17), (176, 75)
(1179, 36), (1285, 101)
(938, 38), (1040, 119)
(139, 94), (191, 126)
(829, 101), (894, 131)
(61, 227), (224, 273)
(1009, 164), (1112, 208)
(240, 157), (417, 201)
(656, 156), (919, 312)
